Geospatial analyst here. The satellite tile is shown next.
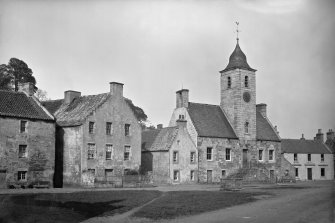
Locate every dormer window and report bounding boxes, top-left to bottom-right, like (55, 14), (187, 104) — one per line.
(227, 76), (231, 89)
(245, 76), (249, 88)
(244, 121), (249, 133)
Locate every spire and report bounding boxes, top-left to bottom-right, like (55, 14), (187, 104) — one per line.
(220, 22), (256, 73)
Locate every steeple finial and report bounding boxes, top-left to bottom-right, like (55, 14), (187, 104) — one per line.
(235, 21), (240, 43)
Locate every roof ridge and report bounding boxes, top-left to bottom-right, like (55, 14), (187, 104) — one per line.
(189, 102), (220, 107)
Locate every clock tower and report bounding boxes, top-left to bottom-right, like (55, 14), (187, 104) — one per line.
(220, 38), (257, 140)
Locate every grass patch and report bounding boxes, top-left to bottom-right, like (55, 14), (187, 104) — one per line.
(132, 191), (263, 220)
(0, 190), (161, 223)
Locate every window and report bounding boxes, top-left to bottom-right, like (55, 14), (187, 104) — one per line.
(307, 154), (311, 162)
(125, 124), (130, 136)
(190, 170), (195, 181)
(321, 168), (325, 177)
(294, 153), (298, 162)
(269, 150), (274, 161)
(89, 122), (95, 134)
(87, 143), (96, 159)
(227, 76), (231, 88)
(226, 148), (231, 161)
(245, 76), (249, 88)
(173, 151), (179, 163)
(207, 147), (213, 160)
(18, 171), (27, 181)
(245, 122), (249, 133)
(106, 122), (112, 135)
(222, 170), (226, 178)
(106, 144), (113, 160)
(295, 168), (299, 177)
(88, 169), (95, 175)
(258, 150), (263, 161)
(124, 146), (130, 161)
(20, 120), (27, 133)
(178, 114), (185, 120)
(18, 145), (27, 158)
(190, 152), (196, 163)
(173, 170), (179, 181)
(321, 154), (324, 162)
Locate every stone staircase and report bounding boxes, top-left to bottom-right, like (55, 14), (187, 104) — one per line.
(226, 165), (275, 184)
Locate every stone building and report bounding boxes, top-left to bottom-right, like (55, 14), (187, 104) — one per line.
(0, 83), (55, 188)
(282, 131), (334, 180)
(43, 82), (141, 187)
(167, 39), (283, 183)
(141, 120), (197, 184)
(325, 129), (335, 177)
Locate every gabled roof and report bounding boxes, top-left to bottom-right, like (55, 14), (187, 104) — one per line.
(256, 111), (281, 142)
(0, 90), (54, 121)
(43, 93), (110, 127)
(282, 139), (332, 154)
(142, 127), (179, 151)
(187, 102), (238, 139)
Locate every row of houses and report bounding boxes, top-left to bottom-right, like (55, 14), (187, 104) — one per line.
(0, 40), (334, 188)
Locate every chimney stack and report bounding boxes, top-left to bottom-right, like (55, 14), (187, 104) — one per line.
(301, 134), (305, 140)
(157, 124), (163, 130)
(315, 129), (324, 143)
(176, 119), (187, 128)
(110, 82), (124, 98)
(326, 129), (334, 141)
(18, 82), (35, 96)
(64, 90), (81, 104)
(176, 89), (189, 108)
(256, 104), (267, 117)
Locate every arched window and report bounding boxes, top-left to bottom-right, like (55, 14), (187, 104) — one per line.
(245, 76), (249, 88)
(227, 76), (231, 89)
(245, 121), (249, 133)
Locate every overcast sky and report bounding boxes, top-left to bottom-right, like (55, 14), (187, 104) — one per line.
(1, 0), (334, 139)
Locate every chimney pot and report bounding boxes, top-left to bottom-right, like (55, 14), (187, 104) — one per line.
(64, 90), (81, 104)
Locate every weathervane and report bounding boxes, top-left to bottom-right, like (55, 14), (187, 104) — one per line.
(235, 21), (240, 43)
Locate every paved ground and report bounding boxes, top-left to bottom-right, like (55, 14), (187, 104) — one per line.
(82, 181), (335, 223)
(1, 181), (334, 223)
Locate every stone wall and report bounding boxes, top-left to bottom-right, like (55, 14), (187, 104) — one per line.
(0, 117), (55, 188)
(59, 95), (142, 187)
(169, 126), (197, 184)
(220, 69), (256, 140)
(197, 137), (240, 183)
(284, 153), (334, 180)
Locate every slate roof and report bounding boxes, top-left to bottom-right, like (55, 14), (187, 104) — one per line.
(0, 90), (53, 121)
(142, 127), (179, 151)
(221, 42), (256, 73)
(256, 111), (281, 142)
(43, 93), (110, 127)
(282, 139), (332, 154)
(187, 102), (238, 139)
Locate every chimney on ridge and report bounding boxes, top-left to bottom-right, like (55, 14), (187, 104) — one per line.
(315, 129), (324, 143)
(110, 82), (124, 98)
(176, 89), (189, 108)
(64, 90), (81, 104)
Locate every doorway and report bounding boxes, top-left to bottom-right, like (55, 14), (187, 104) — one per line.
(307, 168), (312, 180)
(0, 170), (6, 189)
(242, 149), (248, 168)
(207, 170), (213, 183)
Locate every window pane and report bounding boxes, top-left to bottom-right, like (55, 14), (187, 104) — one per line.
(20, 121), (27, 133)
(106, 144), (113, 160)
(124, 146), (130, 160)
(269, 150), (274, 160)
(226, 149), (231, 160)
(207, 148), (212, 160)
(106, 122), (112, 135)
(19, 145), (27, 158)
(125, 124), (130, 136)
(88, 143), (96, 159)
(89, 122), (95, 134)
(258, 150), (263, 160)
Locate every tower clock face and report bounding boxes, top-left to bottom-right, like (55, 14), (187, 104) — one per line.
(243, 92), (251, 103)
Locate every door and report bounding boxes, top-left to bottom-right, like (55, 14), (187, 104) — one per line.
(269, 170), (275, 182)
(307, 168), (312, 180)
(207, 170), (212, 184)
(0, 170), (6, 189)
(242, 149), (248, 168)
